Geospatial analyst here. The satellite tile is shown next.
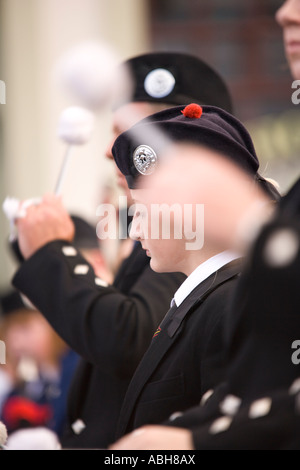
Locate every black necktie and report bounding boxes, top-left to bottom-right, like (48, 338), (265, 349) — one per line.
(152, 301), (178, 340)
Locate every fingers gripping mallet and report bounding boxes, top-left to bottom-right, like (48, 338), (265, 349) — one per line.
(2, 106), (94, 241)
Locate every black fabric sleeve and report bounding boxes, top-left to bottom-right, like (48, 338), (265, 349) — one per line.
(13, 240), (184, 379)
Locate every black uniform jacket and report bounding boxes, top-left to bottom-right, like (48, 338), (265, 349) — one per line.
(169, 385), (300, 450)
(13, 240), (185, 448)
(166, 179), (300, 449)
(116, 260), (242, 439)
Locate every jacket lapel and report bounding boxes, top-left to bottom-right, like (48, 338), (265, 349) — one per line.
(116, 308), (175, 438)
(168, 260), (242, 338)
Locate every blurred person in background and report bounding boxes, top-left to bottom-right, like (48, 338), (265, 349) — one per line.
(11, 52), (234, 449)
(276, 0), (300, 81)
(109, 158), (300, 450)
(0, 214), (108, 439)
(0, 289), (77, 438)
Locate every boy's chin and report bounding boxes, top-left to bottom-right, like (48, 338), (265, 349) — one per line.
(150, 258), (160, 272)
(150, 258), (169, 274)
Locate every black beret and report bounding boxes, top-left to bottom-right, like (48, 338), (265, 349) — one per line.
(112, 103), (281, 201)
(115, 52), (233, 114)
(279, 177), (300, 216)
(112, 104), (259, 184)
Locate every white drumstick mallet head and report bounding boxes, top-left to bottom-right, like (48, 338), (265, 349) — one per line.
(2, 106), (95, 224)
(6, 427), (61, 451)
(55, 106), (95, 195)
(55, 41), (133, 111)
(57, 106), (95, 145)
(0, 422), (8, 450)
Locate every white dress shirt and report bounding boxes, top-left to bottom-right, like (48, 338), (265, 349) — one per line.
(172, 250), (240, 307)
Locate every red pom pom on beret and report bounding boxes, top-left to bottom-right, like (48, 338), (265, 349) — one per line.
(181, 103), (203, 119)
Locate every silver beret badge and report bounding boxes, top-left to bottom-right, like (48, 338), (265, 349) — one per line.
(144, 68), (176, 99)
(133, 145), (157, 175)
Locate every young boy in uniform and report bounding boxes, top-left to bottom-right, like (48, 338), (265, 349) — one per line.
(111, 102), (279, 439)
